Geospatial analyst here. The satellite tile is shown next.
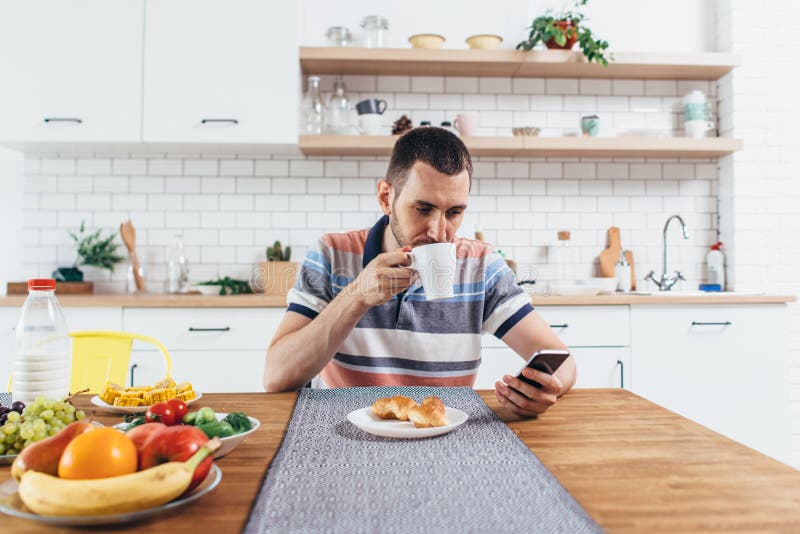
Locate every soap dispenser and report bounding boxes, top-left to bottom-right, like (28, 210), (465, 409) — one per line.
(615, 250), (631, 292)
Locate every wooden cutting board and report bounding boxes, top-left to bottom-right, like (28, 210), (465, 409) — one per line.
(599, 227), (621, 278)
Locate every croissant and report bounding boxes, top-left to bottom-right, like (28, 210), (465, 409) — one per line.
(371, 395), (418, 421)
(407, 396), (447, 428)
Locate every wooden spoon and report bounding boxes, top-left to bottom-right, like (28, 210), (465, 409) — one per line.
(120, 220), (146, 292)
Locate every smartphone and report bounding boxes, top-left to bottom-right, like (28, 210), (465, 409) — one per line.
(513, 349), (570, 390)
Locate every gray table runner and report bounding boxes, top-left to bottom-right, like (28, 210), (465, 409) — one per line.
(244, 386), (603, 534)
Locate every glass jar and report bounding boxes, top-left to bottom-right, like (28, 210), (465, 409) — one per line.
(166, 233), (190, 294)
(325, 26), (352, 47)
(301, 76), (324, 135)
(324, 76), (355, 135)
(360, 15), (389, 48)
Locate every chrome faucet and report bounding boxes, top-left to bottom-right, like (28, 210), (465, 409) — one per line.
(645, 214), (690, 291)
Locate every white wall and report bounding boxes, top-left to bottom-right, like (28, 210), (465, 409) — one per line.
(716, 0), (800, 468)
(0, 147), (24, 295)
(300, 0), (716, 52)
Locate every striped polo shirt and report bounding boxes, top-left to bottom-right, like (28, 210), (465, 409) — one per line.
(286, 215), (533, 388)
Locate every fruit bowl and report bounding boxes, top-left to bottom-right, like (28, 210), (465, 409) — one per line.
(0, 464), (221, 526)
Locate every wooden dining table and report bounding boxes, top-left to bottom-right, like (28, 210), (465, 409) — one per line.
(1, 389), (799, 533)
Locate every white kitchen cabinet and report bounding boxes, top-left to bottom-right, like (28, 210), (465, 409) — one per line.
(124, 307), (284, 391)
(0, 1), (143, 143)
(143, 0), (299, 144)
(475, 305), (631, 390)
(630, 304), (790, 464)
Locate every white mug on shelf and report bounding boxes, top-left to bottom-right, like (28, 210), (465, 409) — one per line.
(684, 119), (714, 139)
(406, 243), (457, 301)
(454, 112), (478, 136)
(358, 113), (382, 135)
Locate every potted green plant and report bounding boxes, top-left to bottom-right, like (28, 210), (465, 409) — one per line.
(53, 221), (124, 282)
(257, 240), (298, 296)
(516, 0), (611, 66)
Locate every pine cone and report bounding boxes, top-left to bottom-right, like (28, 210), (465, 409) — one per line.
(392, 115), (413, 135)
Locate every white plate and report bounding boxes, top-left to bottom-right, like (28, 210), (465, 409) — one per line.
(90, 393), (203, 415)
(113, 412), (260, 459)
(346, 406), (468, 439)
(0, 464), (221, 526)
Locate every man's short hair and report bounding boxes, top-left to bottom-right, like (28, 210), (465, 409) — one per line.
(385, 127), (473, 192)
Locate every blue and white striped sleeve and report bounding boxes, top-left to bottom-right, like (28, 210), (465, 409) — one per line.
(286, 238), (334, 320)
(481, 252), (534, 338)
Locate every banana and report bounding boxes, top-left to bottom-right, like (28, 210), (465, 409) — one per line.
(18, 437), (220, 516)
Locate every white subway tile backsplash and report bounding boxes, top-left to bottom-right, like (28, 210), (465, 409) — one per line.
(18, 74), (718, 305)
(112, 159), (147, 176)
(148, 159), (183, 176)
(41, 158), (76, 175)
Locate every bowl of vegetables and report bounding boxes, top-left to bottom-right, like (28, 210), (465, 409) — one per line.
(117, 405), (259, 459)
(183, 407), (260, 459)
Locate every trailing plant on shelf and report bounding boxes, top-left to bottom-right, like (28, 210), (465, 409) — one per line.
(266, 240), (292, 262)
(516, 0), (611, 66)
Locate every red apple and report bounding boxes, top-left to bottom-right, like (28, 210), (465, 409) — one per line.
(139, 425), (212, 493)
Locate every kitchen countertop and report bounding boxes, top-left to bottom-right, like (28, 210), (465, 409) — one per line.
(0, 292), (794, 308)
(2, 390), (798, 533)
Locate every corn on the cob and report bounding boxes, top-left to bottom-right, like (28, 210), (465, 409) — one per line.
(178, 390), (197, 402)
(154, 377), (176, 389)
(114, 393), (144, 406)
(100, 382), (125, 405)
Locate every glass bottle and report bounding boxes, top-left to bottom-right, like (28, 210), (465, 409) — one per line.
(12, 278), (70, 404)
(360, 16), (389, 48)
(301, 76), (324, 135)
(166, 233), (190, 294)
(324, 76), (353, 135)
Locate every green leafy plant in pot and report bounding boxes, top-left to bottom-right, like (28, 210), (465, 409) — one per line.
(516, 0), (611, 66)
(53, 221), (125, 281)
(257, 240), (298, 296)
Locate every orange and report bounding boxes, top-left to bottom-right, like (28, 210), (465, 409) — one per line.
(58, 427), (137, 479)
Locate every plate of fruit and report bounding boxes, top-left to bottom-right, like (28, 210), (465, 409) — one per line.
(0, 418), (222, 525)
(90, 377), (202, 415)
(115, 405), (260, 459)
(0, 398), (88, 465)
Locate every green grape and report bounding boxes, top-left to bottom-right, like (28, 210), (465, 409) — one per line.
(6, 411), (20, 423)
(0, 443), (5, 454)
(40, 409), (54, 420)
(42, 400), (54, 410)
(65, 404), (76, 415)
(33, 430), (46, 440)
(3, 423), (17, 435)
(54, 410), (65, 421)
(32, 419), (45, 432)
(75, 410), (85, 420)
(19, 425), (34, 440)
(4, 434), (15, 444)
(53, 401), (66, 411)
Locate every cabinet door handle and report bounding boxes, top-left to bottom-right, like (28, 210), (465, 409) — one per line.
(616, 360), (624, 389)
(200, 118), (239, 125)
(691, 321), (732, 326)
(549, 323), (569, 329)
(43, 117), (82, 124)
(129, 363), (138, 387)
(188, 326), (231, 332)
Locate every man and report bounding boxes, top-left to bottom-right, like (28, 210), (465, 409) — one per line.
(264, 127), (576, 417)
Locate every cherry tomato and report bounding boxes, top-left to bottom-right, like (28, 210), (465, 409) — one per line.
(166, 398), (188, 422)
(145, 402), (177, 426)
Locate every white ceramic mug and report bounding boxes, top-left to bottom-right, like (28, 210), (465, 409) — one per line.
(407, 243), (457, 301)
(685, 119), (714, 139)
(454, 112), (478, 136)
(358, 113), (383, 135)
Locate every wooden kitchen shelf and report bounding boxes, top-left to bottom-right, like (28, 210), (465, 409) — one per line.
(300, 48), (739, 80)
(299, 135), (743, 158)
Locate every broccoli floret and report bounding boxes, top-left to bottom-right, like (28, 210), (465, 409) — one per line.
(223, 411), (252, 433)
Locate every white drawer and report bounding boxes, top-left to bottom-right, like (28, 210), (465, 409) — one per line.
(123, 308), (285, 352)
(539, 306), (629, 347)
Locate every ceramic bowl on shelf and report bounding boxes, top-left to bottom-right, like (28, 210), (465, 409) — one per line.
(192, 285), (222, 296)
(408, 34), (446, 49)
(512, 126), (541, 136)
(465, 34), (503, 50)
